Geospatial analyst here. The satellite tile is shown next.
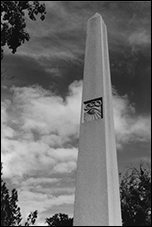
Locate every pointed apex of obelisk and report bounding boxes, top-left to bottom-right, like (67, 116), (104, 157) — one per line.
(88, 12), (106, 25)
(89, 12), (101, 20)
(93, 12), (101, 17)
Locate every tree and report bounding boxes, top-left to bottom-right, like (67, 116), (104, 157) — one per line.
(1, 164), (38, 226)
(1, 164), (22, 226)
(120, 162), (151, 226)
(1, 1), (46, 60)
(24, 210), (38, 226)
(45, 213), (73, 226)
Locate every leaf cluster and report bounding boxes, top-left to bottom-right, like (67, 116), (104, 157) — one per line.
(45, 213), (73, 226)
(120, 162), (151, 226)
(1, 164), (38, 226)
(1, 1), (46, 59)
(24, 210), (38, 226)
(1, 164), (22, 226)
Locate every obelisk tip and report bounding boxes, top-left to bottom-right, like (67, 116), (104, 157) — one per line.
(89, 13), (101, 20)
(93, 12), (101, 17)
(88, 13), (106, 25)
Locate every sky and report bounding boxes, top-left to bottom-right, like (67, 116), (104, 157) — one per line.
(1, 1), (151, 226)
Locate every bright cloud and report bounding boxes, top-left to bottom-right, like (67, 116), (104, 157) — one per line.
(1, 81), (82, 179)
(113, 90), (151, 149)
(1, 80), (151, 179)
(9, 81), (82, 139)
(1, 139), (78, 178)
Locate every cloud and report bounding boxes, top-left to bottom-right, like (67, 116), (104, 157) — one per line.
(9, 81), (82, 139)
(1, 80), (151, 180)
(15, 1), (87, 65)
(44, 67), (61, 77)
(8, 1), (150, 71)
(21, 177), (60, 187)
(113, 90), (151, 149)
(53, 161), (77, 173)
(128, 29), (151, 48)
(1, 100), (10, 124)
(1, 81), (82, 179)
(1, 138), (78, 178)
(18, 190), (75, 221)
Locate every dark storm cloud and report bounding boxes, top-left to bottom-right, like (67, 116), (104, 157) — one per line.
(1, 53), (83, 98)
(12, 1), (150, 60)
(2, 1), (151, 112)
(3, 1), (151, 66)
(1, 55), (56, 89)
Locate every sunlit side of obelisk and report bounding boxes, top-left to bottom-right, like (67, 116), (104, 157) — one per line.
(73, 13), (122, 226)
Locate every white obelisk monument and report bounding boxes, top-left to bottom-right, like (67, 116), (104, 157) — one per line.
(73, 13), (122, 226)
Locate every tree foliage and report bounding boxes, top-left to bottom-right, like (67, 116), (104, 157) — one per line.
(45, 213), (73, 226)
(1, 1), (46, 60)
(1, 164), (38, 226)
(24, 210), (38, 226)
(1, 164), (22, 226)
(120, 162), (151, 226)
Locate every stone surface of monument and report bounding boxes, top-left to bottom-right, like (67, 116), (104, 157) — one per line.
(73, 13), (122, 226)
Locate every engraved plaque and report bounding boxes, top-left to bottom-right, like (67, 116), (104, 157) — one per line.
(83, 97), (103, 123)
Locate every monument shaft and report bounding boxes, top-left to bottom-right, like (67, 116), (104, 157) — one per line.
(73, 14), (122, 226)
